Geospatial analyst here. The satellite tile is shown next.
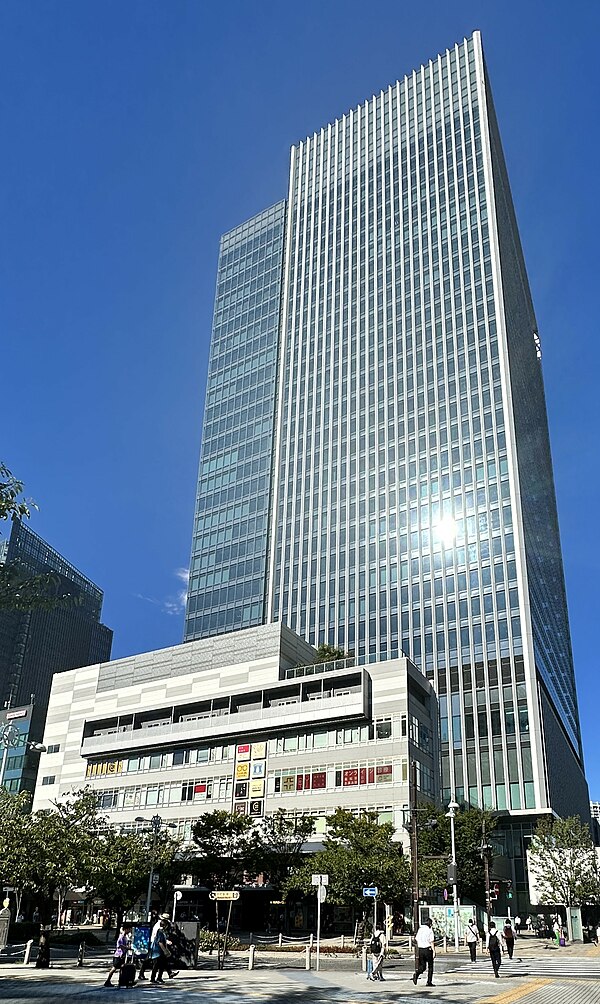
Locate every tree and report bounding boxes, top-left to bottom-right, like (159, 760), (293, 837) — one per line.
(284, 809), (410, 912)
(191, 810), (260, 888)
(151, 831), (187, 912)
(314, 643), (347, 664)
(27, 789), (101, 923)
(88, 831), (154, 931)
(0, 789), (35, 916)
(529, 816), (600, 908)
(0, 462), (78, 612)
(256, 810), (314, 888)
(416, 804), (496, 906)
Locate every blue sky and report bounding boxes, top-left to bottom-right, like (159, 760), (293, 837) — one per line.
(1, 1), (598, 794)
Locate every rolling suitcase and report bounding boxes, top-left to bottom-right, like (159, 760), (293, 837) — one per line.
(118, 952), (137, 988)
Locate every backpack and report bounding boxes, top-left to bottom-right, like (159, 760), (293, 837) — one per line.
(370, 934), (382, 954)
(504, 925), (514, 940)
(488, 932), (499, 950)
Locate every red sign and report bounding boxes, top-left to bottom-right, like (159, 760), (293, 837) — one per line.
(311, 771), (326, 789)
(296, 775), (304, 791)
(376, 764), (393, 782)
(194, 783), (206, 794)
(343, 769), (359, 786)
(368, 767), (375, 784)
(359, 767), (367, 785)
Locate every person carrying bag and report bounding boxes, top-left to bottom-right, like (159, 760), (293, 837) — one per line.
(464, 918), (480, 962)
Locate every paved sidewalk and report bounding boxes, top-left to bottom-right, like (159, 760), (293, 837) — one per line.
(0, 963), (598, 1004)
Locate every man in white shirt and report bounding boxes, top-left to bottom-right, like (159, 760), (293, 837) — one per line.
(464, 918), (480, 962)
(412, 917), (435, 986)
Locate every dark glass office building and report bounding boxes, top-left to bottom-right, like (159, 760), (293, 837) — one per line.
(185, 31), (588, 838)
(0, 519), (112, 791)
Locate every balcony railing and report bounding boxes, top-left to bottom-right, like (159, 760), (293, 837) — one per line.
(81, 687), (367, 757)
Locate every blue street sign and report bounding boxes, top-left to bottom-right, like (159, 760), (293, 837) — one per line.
(363, 886), (378, 897)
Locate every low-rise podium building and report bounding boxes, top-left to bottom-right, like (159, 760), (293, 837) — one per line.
(32, 623), (439, 844)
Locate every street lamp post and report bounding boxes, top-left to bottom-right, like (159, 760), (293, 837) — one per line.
(135, 815), (177, 920)
(410, 761), (419, 947)
(408, 761), (439, 966)
(445, 799), (460, 952)
(0, 722), (46, 788)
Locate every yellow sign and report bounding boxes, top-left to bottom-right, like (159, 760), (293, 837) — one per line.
(249, 779), (264, 798)
(251, 742), (266, 760)
(86, 760), (123, 778)
(209, 891), (240, 901)
(235, 762), (250, 780)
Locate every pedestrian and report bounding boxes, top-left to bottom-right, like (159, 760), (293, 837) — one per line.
(503, 920), (515, 958)
(139, 913), (178, 981)
(553, 919), (561, 945)
(149, 918), (171, 984)
(35, 930), (50, 969)
(486, 922), (504, 978)
(526, 915), (532, 932)
(514, 915), (522, 936)
(596, 923), (600, 947)
(104, 923), (132, 987)
(412, 917), (435, 987)
(464, 918), (480, 962)
(367, 926), (386, 981)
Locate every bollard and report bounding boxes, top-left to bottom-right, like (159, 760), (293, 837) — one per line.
(24, 939), (34, 966)
(361, 945), (367, 972)
(305, 945), (311, 970)
(248, 945), (255, 971)
(309, 933), (314, 949)
(77, 942), (85, 967)
(341, 934), (345, 949)
(278, 932), (283, 947)
(443, 936), (447, 954)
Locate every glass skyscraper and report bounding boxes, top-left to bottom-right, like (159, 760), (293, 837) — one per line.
(186, 32), (588, 823)
(0, 519), (112, 791)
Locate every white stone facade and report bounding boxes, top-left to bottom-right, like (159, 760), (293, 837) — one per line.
(33, 623), (438, 847)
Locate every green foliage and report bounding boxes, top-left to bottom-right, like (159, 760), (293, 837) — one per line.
(413, 804), (496, 905)
(0, 790), (34, 913)
(197, 928), (240, 952)
(256, 809), (314, 888)
(529, 816), (600, 908)
(27, 789), (101, 920)
(88, 830), (155, 922)
(284, 808), (410, 910)
(0, 464), (32, 523)
(314, 643), (347, 664)
(151, 832), (188, 910)
(191, 809), (314, 891)
(191, 810), (260, 889)
(0, 787), (185, 923)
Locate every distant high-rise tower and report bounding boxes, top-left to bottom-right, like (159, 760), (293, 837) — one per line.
(0, 519), (112, 791)
(185, 32), (588, 825)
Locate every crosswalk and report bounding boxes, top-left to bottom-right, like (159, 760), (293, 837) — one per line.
(452, 956), (600, 980)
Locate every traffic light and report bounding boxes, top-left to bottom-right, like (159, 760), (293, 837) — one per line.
(506, 881), (513, 900)
(447, 863), (458, 885)
(489, 882), (499, 901)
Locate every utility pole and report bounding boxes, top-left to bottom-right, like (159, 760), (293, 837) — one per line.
(410, 760), (419, 964)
